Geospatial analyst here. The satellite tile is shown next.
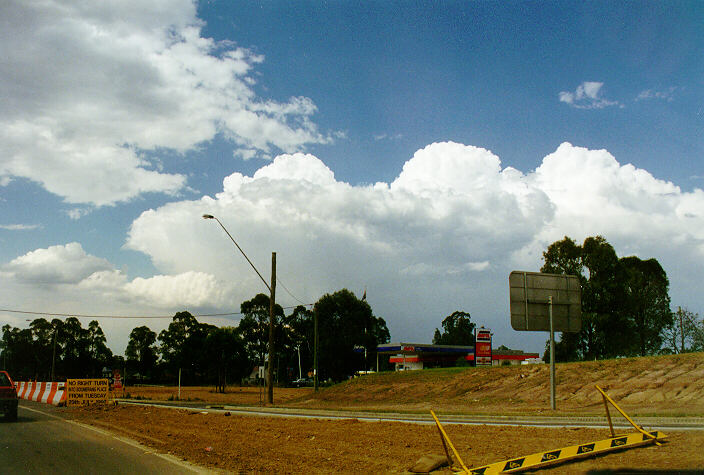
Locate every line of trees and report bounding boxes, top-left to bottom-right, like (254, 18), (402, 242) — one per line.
(1, 317), (114, 382)
(1, 288), (391, 387)
(541, 235), (704, 361)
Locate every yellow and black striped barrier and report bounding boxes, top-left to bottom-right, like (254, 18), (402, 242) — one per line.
(462, 430), (666, 474)
(431, 385), (667, 474)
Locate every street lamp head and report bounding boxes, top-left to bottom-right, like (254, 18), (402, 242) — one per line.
(202, 214), (214, 219)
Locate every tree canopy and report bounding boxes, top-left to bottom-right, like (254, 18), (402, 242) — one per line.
(432, 311), (475, 346)
(238, 293), (284, 366)
(125, 325), (157, 380)
(1, 317), (113, 380)
(313, 289), (390, 381)
(542, 235), (672, 361)
(662, 307), (704, 354)
(1, 289), (390, 387)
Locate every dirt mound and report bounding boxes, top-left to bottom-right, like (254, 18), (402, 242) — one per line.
(291, 352), (704, 416)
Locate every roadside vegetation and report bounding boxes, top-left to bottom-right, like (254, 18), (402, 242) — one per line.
(119, 351), (704, 418)
(3, 235), (703, 397)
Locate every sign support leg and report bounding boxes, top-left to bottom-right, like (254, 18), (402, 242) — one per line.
(549, 295), (556, 410)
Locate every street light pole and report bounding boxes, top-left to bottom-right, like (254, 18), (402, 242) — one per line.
(203, 214), (276, 405)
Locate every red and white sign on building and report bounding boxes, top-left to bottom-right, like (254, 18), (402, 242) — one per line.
(475, 327), (492, 366)
(113, 369), (122, 390)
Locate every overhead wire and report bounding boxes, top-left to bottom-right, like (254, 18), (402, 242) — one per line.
(276, 276), (309, 306)
(0, 304), (312, 321)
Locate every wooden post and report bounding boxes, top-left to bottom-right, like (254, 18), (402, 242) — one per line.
(267, 252), (276, 405)
(549, 295), (556, 410)
(314, 307), (319, 391)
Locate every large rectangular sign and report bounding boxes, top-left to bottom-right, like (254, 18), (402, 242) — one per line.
(66, 379), (109, 406)
(509, 271), (581, 332)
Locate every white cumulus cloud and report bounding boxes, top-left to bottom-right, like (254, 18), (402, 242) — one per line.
(559, 81), (621, 109)
(3, 141), (704, 354)
(124, 271), (236, 308)
(3, 242), (112, 284)
(124, 141), (704, 350)
(0, 0), (331, 206)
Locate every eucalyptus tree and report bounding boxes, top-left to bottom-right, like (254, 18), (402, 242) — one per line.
(541, 235), (672, 361)
(126, 325), (158, 381)
(433, 311), (475, 346)
(313, 289), (390, 381)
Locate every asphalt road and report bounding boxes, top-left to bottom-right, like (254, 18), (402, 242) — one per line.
(0, 400), (210, 474)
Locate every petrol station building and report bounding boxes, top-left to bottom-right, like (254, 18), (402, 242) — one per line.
(376, 342), (539, 371)
(376, 343), (475, 371)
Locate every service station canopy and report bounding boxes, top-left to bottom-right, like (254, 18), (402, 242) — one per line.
(509, 271), (582, 332)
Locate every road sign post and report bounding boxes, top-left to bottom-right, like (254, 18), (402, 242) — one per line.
(509, 271), (581, 410)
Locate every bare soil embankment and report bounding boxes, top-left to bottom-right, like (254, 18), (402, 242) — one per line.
(65, 353), (704, 473)
(291, 352), (704, 416)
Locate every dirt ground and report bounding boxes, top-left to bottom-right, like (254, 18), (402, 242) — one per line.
(66, 354), (704, 473)
(68, 403), (703, 474)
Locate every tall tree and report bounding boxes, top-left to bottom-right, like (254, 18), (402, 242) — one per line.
(665, 307), (704, 353)
(620, 256), (672, 356)
(204, 327), (248, 392)
(28, 318), (56, 379)
(158, 311), (215, 383)
(432, 311), (475, 346)
(541, 235), (672, 360)
(126, 326), (158, 381)
(87, 320), (113, 378)
(59, 317), (92, 378)
(1, 325), (35, 378)
(238, 294), (284, 368)
(273, 305), (315, 383)
(313, 289), (390, 382)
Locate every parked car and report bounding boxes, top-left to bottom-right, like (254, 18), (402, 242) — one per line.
(0, 370), (18, 421)
(292, 377), (313, 388)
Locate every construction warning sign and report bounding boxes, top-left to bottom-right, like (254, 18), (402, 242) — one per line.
(66, 378), (109, 406)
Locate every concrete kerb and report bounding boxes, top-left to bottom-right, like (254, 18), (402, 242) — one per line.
(113, 400), (704, 431)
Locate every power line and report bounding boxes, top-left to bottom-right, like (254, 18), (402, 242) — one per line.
(276, 276), (309, 306)
(0, 308), (239, 319)
(0, 304), (312, 321)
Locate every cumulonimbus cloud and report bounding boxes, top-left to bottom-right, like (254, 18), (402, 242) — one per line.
(3, 141), (703, 352)
(124, 141), (704, 338)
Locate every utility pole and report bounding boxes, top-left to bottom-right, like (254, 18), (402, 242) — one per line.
(203, 214), (277, 405)
(678, 306), (685, 354)
(313, 308), (318, 391)
(51, 324), (58, 382)
(297, 344), (302, 380)
(267, 252), (276, 405)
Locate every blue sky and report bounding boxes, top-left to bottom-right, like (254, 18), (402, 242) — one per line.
(1, 0), (702, 356)
(197, 1), (702, 185)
